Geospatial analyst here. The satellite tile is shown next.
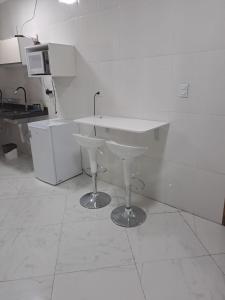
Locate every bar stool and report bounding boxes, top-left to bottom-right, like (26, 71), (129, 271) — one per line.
(106, 141), (148, 227)
(73, 134), (111, 209)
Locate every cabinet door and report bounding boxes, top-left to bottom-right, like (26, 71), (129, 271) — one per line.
(30, 126), (57, 185)
(0, 38), (21, 65)
(51, 123), (82, 183)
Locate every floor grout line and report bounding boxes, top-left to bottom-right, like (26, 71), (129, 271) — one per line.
(0, 274), (54, 284)
(1, 156), (225, 297)
(211, 256), (225, 276)
(0, 222), (64, 231)
(125, 229), (147, 300)
(0, 253), (223, 285)
(133, 253), (220, 266)
(0, 263), (138, 285)
(0, 253), (220, 284)
(50, 193), (68, 300)
(179, 211), (211, 254)
(179, 211), (225, 277)
(53, 262), (136, 277)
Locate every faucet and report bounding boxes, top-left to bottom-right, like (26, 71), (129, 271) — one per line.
(0, 89), (3, 107)
(14, 87), (28, 112)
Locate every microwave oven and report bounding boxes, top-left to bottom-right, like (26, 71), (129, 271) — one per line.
(27, 51), (50, 75)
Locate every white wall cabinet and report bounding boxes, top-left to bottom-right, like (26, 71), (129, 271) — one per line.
(26, 43), (77, 77)
(0, 37), (33, 65)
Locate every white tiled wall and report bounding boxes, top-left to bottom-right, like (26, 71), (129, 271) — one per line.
(0, 0), (225, 223)
(0, 67), (43, 105)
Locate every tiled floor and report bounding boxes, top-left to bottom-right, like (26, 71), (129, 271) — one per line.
(0, 155), (225, 300)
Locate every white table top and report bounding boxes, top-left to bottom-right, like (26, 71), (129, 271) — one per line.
(74, 115), (168, 133)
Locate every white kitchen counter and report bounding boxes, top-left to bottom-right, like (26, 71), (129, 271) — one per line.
(74, 115), (168, 133)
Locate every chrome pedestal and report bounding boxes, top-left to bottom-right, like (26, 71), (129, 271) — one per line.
(111, 205), (146, 228)
(80, 192), (111, 209)
(111, 184), (146, 227)
(80, 173), (111, 209)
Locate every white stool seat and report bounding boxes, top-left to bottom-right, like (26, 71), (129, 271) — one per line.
(106, 141), (148, 160)
(73, 134), (104, 174)
(73, 134), (105, 149)
(73, 134), (111, 209)
(106, 140), (148, 227)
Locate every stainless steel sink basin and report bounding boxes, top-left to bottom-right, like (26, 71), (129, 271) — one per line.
(0, 109), (28, 114)
(0, 108), (11, 113)
(0, 105), (48, 120)
(12, 110), (28, 114)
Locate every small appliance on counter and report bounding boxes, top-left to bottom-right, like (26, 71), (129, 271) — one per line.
(26, 50), (50, 75)
(28, 119), (82, 185)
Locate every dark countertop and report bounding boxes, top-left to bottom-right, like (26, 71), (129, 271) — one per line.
(0, 103), (48, 120)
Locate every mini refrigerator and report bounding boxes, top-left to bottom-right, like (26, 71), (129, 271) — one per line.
(28, 119), (82, 185)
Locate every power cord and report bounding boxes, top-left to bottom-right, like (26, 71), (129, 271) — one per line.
(94, 91), (100, 136)
(20, 0), (38, 35)
(82, 91), (101, 176)
(51, 79), (58, 115)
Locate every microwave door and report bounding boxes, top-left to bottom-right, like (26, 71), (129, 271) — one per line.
(28, 52), (45, 75)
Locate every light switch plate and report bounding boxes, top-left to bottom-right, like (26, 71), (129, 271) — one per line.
(179, 83), (190, 98)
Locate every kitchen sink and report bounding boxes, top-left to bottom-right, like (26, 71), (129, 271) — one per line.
(0, 108), (12, 113)
(0, 104), (48, 120)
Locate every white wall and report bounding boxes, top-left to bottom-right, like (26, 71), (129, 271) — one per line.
(0, 0), (225, 223)
(0, 66), (43, 104)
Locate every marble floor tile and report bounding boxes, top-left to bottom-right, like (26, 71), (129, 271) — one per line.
(140, 256), (225, 300)
(56, 219), (133, 273)
(65, 175), (123, 200)
(131, 192), (178, 214)
(17, 177), (68, 197)
(181, 212), (225, 254)
(0, 177), (25, 199)
(0, 276), (53, 300)
(127, 213), (206, 263)
(0, 224), (60, 281)
(212, 254), (225, 275)
(63, 185), (126, 224)
(99, 181), (178, 215)
(17, 174), (93, 198)
(0, 155), (224, 299)
(52, 265), (145, 300)
(0, 155), (33, 178)
(0, 197), (17, 223)
(0, 194), (66, 228)
(60, 174), (96, 195)
(97, 180), (125, 199)
(63, 191), (113, 224)
(63, 179), (177, 225)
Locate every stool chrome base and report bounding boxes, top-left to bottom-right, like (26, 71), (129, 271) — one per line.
(80, 192), (111, 209)
(111, 205), (146, 228)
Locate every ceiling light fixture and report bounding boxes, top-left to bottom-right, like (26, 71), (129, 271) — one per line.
(58, 0), (79, 4)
